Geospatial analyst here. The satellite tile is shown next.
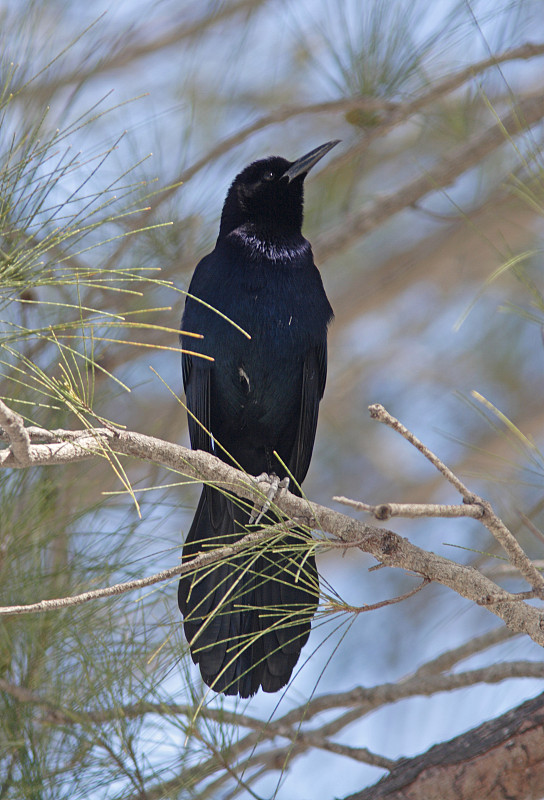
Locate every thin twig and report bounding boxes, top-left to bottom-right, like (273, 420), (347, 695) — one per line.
(325, 578), (430, 614)
(368, 404), (476, 500)
(0, 525), (287, 616)
(334, 496), (484, 520)
(369, 403), (544, 593)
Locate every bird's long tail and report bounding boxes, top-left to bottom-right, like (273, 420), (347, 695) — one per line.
(178, 486), (318, 698)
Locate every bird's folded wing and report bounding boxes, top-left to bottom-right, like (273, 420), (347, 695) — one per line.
(183, 355), (212, 454)
(288, 341), (327, 486)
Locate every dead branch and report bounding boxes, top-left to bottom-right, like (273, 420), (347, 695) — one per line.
(1, 407), (543, 645)
(333, 497), (484, 520)
(369, 403), (544, 593)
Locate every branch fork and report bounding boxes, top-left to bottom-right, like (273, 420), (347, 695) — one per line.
(0, 398), (543, 648)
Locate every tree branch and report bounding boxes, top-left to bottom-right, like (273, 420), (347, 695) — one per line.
(0, 524), (287, 616)
(0, 398), (31, 465)
(316, 91), (544, 261)
(333, 497), (484, 520)
(0, 408), (543, 646)
(341, 691), (544, 800)
(125, 666), (544, 800)
(369, 403), (544, 593)
(105, 41), (544, 264)
(21, 0), (270, 98)
(3, 657), (540, 799)
(411, 626), (518, 677)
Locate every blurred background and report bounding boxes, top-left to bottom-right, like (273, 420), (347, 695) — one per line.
(1, 0), (544, 797)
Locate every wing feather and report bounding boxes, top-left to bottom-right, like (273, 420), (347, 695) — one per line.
(288, 341), (327, 485)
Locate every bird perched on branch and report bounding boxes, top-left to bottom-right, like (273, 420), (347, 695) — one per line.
(178, 140), (337, 697)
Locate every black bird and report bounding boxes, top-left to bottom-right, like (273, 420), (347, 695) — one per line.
(178, 140), (337, 698)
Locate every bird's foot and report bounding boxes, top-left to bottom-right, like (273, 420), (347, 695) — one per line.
(250, 473), (290, 524)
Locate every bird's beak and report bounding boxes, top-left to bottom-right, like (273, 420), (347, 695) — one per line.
(282, 140), (340, 183)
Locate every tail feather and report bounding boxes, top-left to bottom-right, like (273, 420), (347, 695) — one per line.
(178, 487), (318, 698)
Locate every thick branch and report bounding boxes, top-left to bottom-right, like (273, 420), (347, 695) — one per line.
(342, 692), (544, 800)
(0, 398), (31, 465)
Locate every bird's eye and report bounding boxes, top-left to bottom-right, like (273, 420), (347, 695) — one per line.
(262, 171), (275, 181)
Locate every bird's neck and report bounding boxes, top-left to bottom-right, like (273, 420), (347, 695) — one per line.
(223, 223), (309, 264)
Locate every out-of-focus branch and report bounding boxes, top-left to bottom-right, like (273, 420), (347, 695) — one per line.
(4, 647), (534, 734)
(152, 43), (544, 212)
(316, 91), (544, 261)
(411, 626), (518, 677)
(105, 41), (544, 269)
(405, 41), (544, 115)
(117, 663), (544, 800)
(2, 656), (529, 799)
(20, 0), (271, 99)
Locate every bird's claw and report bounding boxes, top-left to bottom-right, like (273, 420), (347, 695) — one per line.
(250, 473), (290, 524)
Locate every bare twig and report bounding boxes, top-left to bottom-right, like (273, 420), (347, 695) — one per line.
(369, 403), (544, 593)
(326, 578), (430, 614)
(368, 404), (477, 501)
(333, 497), (484, 520)
(0, 524), (288, 616)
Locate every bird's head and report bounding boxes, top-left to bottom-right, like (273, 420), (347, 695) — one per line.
(218, 140), (339, 240)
